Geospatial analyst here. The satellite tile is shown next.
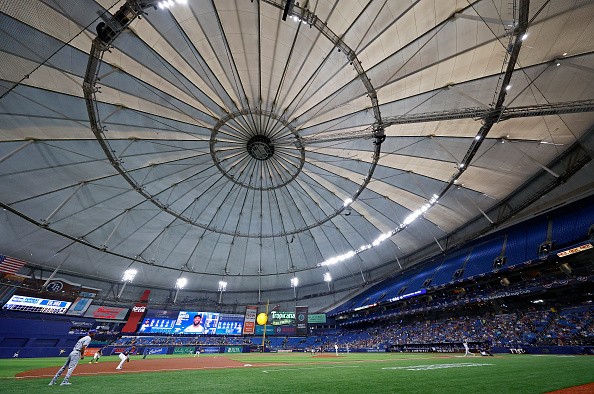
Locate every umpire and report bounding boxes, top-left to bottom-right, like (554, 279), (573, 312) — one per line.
(49, 329), (97, 386)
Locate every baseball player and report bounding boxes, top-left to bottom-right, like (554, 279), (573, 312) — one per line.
(463, 340), (474, 357)
(49, 330), (96, 386)
(116, 346), (136, 370)
(90, 347), (103, 363)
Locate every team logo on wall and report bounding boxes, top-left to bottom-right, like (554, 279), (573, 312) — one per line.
(46, 281), (63, 292)
(298, 314), (305, 322)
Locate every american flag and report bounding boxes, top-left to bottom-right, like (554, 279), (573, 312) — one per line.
(0, 255), (27, 275)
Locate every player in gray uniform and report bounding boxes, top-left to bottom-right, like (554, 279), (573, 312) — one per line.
(48, 330), (96, 386)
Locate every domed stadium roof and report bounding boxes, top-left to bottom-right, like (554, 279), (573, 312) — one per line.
(0, 0), (593, 306)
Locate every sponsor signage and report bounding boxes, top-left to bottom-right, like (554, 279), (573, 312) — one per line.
(271, 311), (295, 326)
(122, 290), (150, 333)
(275, 325), (295, 335)
(84, 305), (129, 320)
(255, 325), (275, 335)
(145, 347), (168, 355)
(243, 305), (257, 335)
(111, 348), (126, 355)
(557, 243), (593, 258)
(308, 314), (326, 324)
(224, 346), (242, 353)
(70, 320), (93, 328)
(2, 295), (71, 314)
(173, 347), (195, 354)
(201, 347), (219, 354)
(295, 306), (308, 336)
(84, 348), (100, 357)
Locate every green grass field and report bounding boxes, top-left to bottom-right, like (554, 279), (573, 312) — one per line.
(1, 353), (593, 393)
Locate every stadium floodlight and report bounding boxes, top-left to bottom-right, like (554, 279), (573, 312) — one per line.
(176, 277), (187, 289)
(343, 198), (353, 207)
(317, 194), (441, 268)
(218, 280), (227, 292)
(122, 269), (137, 282)
(324, 272), (332, 282)
(291, 277), (299, 287)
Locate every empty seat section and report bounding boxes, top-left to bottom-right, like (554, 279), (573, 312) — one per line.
(505, 229), (527, 265)
(571, 204), (594, 240)
(524, 221), (548, 260)
(384, 269), (420, 300)
(431, 252), (468, 286)
(551, 211), (579, 247)
(463, 238), (504, 278)
(404, 261), (440, 293)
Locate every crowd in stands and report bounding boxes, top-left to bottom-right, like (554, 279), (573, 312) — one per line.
(107, 304), (593, 352)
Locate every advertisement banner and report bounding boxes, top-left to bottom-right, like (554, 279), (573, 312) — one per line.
(295, 306), (308, 336)
(200, 347), (220, 354)
(84, 348), (100, 357)
(243, 305), (258, 335)
(122, 290), (150, 333)
(255, 325), (275, 335)
(271, 311), (295, 326)
(224, 346), (242, 353)
(275, 325), (295, 336)
(111, 348), (138, 355)
(173, 347), (194, 355)
(84, 305), (129, 320)
(145, 347), (168, 355)
(308, 314), (326, 324)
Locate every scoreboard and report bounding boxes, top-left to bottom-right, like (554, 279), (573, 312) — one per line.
(2, 295), (71, 314)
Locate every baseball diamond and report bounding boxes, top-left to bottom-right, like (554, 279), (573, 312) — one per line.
(1, 0), (594, 392)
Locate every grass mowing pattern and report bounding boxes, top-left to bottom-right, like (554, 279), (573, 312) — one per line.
(1, 353), (592, 393)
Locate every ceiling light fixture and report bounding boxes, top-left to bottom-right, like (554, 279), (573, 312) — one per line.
(319, 195), (439, 267)
(176, 277), (187, 289)
(218, 280), (227, 292)
(324, 272), (332, 282)
(122, 269), (137, 282)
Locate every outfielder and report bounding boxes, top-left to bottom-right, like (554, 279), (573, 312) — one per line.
(49, 330), (96, 386)
(116, 346), (136, 370)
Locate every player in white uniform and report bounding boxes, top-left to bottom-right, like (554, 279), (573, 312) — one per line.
(49, 330), (96, 386)
(463, 340), (474, 357)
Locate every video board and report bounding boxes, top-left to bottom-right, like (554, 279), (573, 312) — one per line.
(2, 295), (71, 314)
(138, 309), (244, 335)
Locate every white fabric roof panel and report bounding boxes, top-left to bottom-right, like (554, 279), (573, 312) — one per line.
(0, 0), (593, 303)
